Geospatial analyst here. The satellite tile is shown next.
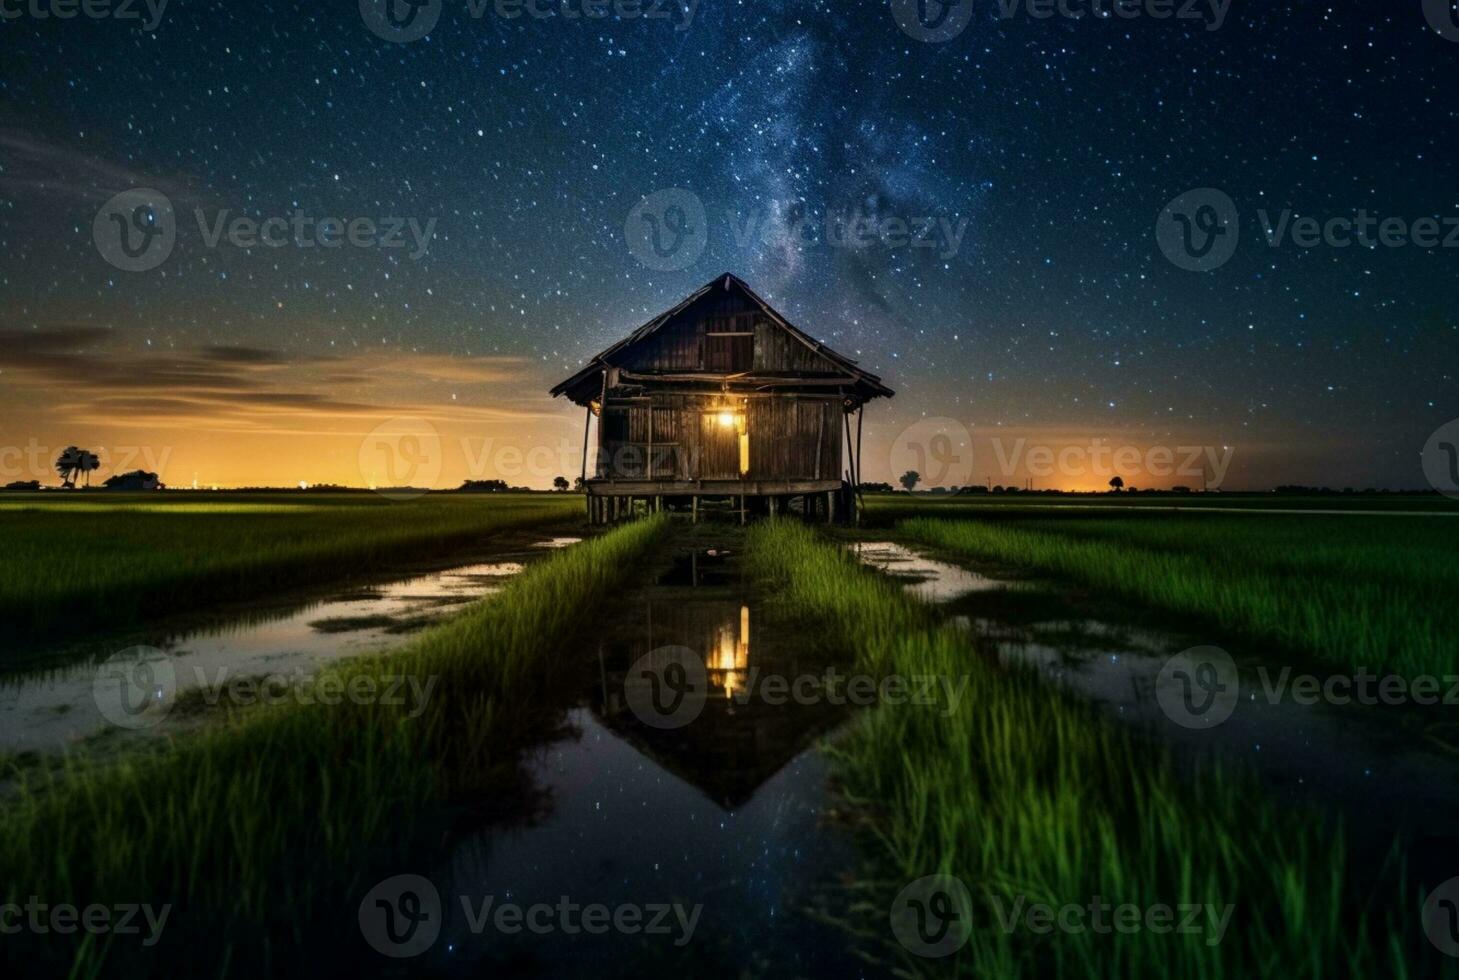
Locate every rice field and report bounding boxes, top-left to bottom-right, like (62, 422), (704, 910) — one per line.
(0, 492), (580, 649)
(889, 510), (1459, 677)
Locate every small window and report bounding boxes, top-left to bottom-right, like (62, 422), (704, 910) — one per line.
(705, 333), (753, 372)
(601, 409), (629, 443)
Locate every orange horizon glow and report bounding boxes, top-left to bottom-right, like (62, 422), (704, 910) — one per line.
(0, 330), (1378, 493)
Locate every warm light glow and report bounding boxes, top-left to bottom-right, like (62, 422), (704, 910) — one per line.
(708, 605), (751, 699)
(717, 411), (736, 429)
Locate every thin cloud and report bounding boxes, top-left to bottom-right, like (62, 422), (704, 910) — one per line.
(3, 325), (555, 435)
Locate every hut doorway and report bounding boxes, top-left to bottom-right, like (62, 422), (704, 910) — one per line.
(699, 409), (748, 479)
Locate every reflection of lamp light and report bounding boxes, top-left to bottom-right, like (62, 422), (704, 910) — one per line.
(708, 605), (752, 700)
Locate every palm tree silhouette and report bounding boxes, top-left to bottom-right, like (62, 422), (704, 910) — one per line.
(54, 446), (82, 488)
(78, 451), (100, 486)
(54, 447), (100, 488)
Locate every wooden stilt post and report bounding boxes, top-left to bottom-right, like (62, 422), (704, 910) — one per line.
(855, 406), (866, 525)
(769, 496), (777, 519)
(580, 406), (591, 485)
(855, 407), (865, 488)
(826, 490), (835, 524)
(692, 495), (699, 525)
(739, 494), (746, 526)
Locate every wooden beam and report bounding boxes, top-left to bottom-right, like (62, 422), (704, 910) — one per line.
(855, 406), (866, 523)
(580, 405), (591, 486)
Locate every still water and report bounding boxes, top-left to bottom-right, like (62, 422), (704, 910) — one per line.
(0, 539), (577, 754)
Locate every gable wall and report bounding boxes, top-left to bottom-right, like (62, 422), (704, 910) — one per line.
(617, 290), (843, 375)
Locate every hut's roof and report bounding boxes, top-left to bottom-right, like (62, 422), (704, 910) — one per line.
(549, 273), (895, 406)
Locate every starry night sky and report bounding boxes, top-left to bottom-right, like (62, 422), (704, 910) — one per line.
(0, 0), (1455, 489)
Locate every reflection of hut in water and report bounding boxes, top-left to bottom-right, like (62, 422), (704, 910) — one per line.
(551, 273), (894, 525)
(594, 596), (851, 810)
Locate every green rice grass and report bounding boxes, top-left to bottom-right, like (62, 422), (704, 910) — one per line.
(0, 492), (579, 647)
(0, 515), (667, 976)
(894, 513), (1459, 677)
(745, 519), (1438, 979)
